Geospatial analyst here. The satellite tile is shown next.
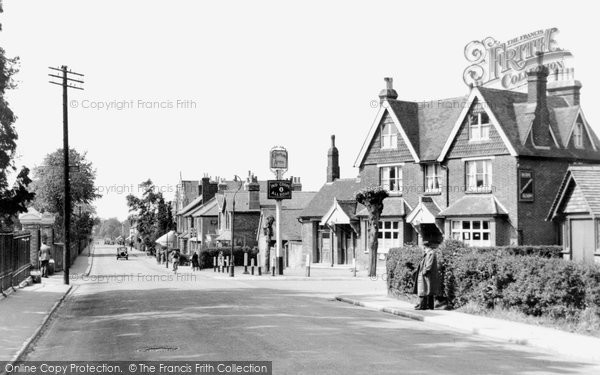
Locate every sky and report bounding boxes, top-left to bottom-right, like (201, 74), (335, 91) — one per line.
(2, 0), (600, 221)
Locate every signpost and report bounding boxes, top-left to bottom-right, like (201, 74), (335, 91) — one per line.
(269, 146), (291, 275)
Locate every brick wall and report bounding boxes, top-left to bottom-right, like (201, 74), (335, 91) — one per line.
(517, 157), (571, 245)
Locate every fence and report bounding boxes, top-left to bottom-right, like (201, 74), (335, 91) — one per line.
(0, 231), (32, 294)
(51, 238), (91, 272)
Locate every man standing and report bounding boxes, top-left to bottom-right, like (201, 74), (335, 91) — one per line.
(39, 243), (51, 278)
(413, 242), (441, 310)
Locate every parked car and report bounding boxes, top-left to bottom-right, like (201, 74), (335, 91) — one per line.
(116, 246), (128, 260)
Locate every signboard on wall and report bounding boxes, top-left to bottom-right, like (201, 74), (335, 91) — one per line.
(519, 169), (534, 201)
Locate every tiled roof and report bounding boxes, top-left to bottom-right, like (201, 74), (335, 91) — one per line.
(216, 190), (316, 213)
(299, 178), (366, 218)
(355, 197), (408, 217)
(548, 165), (600, 219)
(191, 197), (218, 217)
(364, 86), (600, 164)
(180, 195), (204, 216)
(439, 195), (508, 217)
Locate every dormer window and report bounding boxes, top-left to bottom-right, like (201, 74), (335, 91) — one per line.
(574, 122), (584, 148)
(381, 122), (398, 149)
(468, 112), (490, 141)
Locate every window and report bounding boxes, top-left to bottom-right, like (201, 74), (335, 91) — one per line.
(574, 122), (583, 148)
(451, 220), (491, 246)
(468, 112), (490, 141)
(377, 220), (400, 252)
(425, 164), (441, 193)
(380, 165), (402, 193)
(466, 159), (492, 192)
(381, 122), (398, 149)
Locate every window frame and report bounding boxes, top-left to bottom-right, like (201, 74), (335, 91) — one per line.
(465, 159), (493, 193)
(450, 219), (492, 247)
(380, 122), (398, 149)
(376, 220), (401, 252)
(574, 122), (584, 148)
(468, 112), (491, 142)
(424, 163), (442, 193)
(379, 164), (403, 195)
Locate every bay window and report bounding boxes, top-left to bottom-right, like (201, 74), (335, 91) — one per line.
(451, 219), (491, 246)
(377, 220), (400, 252)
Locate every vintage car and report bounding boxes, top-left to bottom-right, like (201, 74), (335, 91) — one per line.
(116, 246), (129, 260)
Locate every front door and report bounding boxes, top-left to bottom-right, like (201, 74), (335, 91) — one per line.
(318, 227), (332, 264)
(571, 219), (594, 263)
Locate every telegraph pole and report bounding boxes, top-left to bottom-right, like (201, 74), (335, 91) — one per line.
(49, 65), (84, 285)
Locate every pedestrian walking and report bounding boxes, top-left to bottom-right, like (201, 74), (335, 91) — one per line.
(191, 251), (200, 271)
(172, 249), (180, 273)
(39, 243), (51, 278)
(412, 242), (440, 310)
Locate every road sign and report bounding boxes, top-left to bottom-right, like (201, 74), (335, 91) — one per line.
(267, 180), (292, 200)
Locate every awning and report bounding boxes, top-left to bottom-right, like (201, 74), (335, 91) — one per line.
(439, 195), (508, 217)
(406, 197), (441, 225)
(216, 231), (231, 241)
(155, 230), (177, 247)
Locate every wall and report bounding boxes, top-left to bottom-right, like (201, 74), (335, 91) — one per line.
(517, 157), (570, 245)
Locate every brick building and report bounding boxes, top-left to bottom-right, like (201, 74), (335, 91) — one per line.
(301, 68), (600, 269)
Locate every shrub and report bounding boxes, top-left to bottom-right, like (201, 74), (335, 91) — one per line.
(386, 245), (422, 296)
(387, 239), (598, 320)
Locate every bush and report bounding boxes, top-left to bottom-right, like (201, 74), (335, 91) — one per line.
(387, 240), (599, 319)
(198, 247), (259, 268)
(386, 245), (422, 297)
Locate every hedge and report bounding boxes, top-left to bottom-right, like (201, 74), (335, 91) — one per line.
(387, 240), (600, 319)
(198, 247), (259, 268)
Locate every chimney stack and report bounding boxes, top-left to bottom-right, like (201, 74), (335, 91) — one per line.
(247, 173), (260, 210)
(292, 177), (302, 191)
(217, 177), (228, 192)
(379, 77), (398, 103)
(547, 67), (581, 106)
(527, 53), (552, 147)
(327, 135), (340, 183)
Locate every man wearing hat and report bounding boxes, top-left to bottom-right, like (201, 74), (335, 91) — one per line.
(413, 241), (441, 310)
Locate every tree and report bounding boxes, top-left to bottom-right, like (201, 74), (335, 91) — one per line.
(96, 217), (129, 240)
(355, 186), (388, 277)
(0, 2), (35, 228)
(31, 148), (100, 240)
(263, 215), (274, 270)
(126, 179), (174, 251)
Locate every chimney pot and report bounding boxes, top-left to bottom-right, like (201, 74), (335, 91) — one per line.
(378, 76), (398, 103)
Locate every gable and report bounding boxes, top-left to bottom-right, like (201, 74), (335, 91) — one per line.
(362, 111), (415, 165)
(566, 115), (595, 151)
(562, 183), (589, 214)
(445, 100), (510, 159)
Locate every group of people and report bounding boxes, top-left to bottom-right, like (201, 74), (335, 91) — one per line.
(157, 248), (201, 273)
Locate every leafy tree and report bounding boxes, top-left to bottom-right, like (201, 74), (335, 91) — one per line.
(96, 217), (129, 239)
(126, 179), (174, 251)
(0, 2), (35, 228)
(355, 186), (388, 277)
(31, 148), (100, 240)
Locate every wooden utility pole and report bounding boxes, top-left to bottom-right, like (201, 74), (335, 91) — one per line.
(49, 65), (84, 285)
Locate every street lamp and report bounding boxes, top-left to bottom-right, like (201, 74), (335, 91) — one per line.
(230, 175), (243, 277)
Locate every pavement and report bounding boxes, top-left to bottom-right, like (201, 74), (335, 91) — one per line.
(335, 294), (600, 363)
(0, 244), (93, 362)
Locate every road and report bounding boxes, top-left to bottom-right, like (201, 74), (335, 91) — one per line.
(21, 245), (600, 374)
